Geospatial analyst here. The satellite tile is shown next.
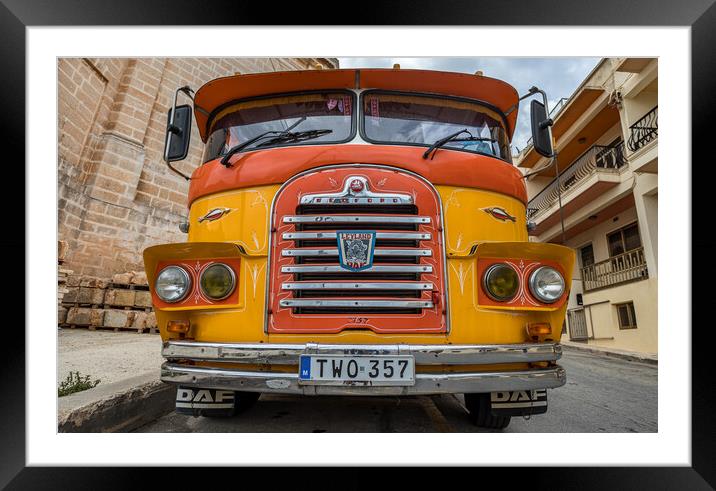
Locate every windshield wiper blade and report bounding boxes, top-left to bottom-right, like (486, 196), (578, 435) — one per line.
(253, 129), (333, 148)
(422, 129), (498, 160)
(219, 116), (310, 167)
(423, 129), (470, 160)
(220, 130), (283, 167)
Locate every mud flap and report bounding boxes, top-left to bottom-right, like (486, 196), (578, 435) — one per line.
(489, 389), (548, 417)
(175, 387), (236, 417)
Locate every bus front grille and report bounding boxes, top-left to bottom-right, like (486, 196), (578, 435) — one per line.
(268, 166), (447, 334)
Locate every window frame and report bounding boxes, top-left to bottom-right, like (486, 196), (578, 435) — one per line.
(579, 243), (595, 268)
(615, 301), (638, 330)
(606, 221), (642, 258)
(358, 89), (513, 163)
(201, 89), (358, 163)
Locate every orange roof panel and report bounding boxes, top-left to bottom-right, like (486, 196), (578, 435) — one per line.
(192, 69), (519, 142)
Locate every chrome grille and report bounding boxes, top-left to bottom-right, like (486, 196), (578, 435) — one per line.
(268, 166), (447, 333)
(282, 206), (435, 314)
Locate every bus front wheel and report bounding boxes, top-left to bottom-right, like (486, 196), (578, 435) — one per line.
(464, 393), (511, 430)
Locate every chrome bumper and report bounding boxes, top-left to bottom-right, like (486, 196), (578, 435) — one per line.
(162, 341), (562, 365)
(161, 341), (565, 396)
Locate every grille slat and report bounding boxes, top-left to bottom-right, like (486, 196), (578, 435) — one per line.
(281, 265), (432, 273)
(279, 299), (434, 309)
(294, 290), (423, 299)
(297, 204), (418, 215)
(284, 215), (431, 224)
(283, 264), (429, 282)
(282, 248), (432, 258)
(282, 282), (433, 291)
(298, 222), (419, 231)
(283, 232), (431, 241)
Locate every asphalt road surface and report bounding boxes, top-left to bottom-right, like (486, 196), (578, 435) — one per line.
(135, 349), (657, 433)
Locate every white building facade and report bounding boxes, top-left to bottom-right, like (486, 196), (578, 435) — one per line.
(516, 58), (658, 355)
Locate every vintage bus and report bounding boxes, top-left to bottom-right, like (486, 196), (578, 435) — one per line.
(143, 68), (573, 429)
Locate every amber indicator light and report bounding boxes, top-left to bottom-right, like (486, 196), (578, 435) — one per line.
(527, 322), (551, 337)
(167, 320), (190, 333)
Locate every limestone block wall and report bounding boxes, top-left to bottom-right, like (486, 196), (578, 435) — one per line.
(58, 57), (337, 277)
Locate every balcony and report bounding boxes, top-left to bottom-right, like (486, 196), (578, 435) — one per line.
(627, 106), (657, 152)
(527, 142), (627, 233)
(581, 247), (648, 292)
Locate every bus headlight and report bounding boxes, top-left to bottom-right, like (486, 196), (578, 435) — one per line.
(155, 266), (191, 303)
(483, 263), (519, 301)
(529, 266), (565, 303)
(200, 263), (236, 300)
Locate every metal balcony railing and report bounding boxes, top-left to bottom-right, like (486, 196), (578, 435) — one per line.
(527, 142), (627, 218)
(627, 106), (658, 152)
(581, 247), (648, 292)
(549, 97), (570, 118)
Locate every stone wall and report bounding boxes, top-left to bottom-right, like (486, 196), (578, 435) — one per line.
(58, 57), (337, 277)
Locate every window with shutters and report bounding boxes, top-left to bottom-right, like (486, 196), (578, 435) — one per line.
(616, 302), (638, 329)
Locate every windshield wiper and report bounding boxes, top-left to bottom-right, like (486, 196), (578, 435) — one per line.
(220, 130), (282, 167)
(253, 129), (333, 149)
(422, 129), (498, 160)
(219, 116), (315, 167)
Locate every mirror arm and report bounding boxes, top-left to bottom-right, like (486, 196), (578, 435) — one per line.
(167, 161), (191, 181)
(539, 118), (554, 130)
(504, 86), (543, 116)
(528, 86), (554, 137)
(167, 124), (182, 135)
(164, 86), (195, 181)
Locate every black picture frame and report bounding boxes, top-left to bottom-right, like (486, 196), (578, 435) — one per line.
(3, 0), (713, 488)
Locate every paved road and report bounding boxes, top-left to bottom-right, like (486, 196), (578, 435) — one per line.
(135, 349), (657, 433)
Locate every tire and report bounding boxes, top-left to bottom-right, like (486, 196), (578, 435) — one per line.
(464, 393), (511, 430)
(198, 391), (260, 418)
(234, 391), (260, 413)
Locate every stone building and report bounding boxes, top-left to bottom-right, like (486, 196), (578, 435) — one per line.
(58, 57), (338, 277)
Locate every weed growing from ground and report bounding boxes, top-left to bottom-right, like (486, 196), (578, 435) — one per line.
(58, 371), (101, 397)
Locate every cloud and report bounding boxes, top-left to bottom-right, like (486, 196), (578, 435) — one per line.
(338, 57), (601, 153)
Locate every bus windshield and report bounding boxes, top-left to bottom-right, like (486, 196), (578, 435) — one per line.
(202, 91), (355, 162)
(361, 91), (511, 161)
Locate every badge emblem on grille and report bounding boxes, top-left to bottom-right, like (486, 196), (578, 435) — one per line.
(300, 176), (413, 206)
(337, 231), (376, 271)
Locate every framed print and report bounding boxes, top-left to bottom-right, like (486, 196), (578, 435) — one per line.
(4, 0), (714, 487)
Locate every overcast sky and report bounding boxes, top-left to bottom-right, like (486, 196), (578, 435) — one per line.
(338, 57), (600, 153)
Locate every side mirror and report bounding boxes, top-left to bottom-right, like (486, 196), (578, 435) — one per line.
(164, 104), (192, 162)
(530, 99), (554, 158)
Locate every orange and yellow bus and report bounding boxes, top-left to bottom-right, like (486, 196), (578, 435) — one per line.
(144, 68), (573, 429)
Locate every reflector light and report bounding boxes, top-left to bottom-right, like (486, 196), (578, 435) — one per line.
(167, 320), (190, 333)
(527, 323), (552, 337)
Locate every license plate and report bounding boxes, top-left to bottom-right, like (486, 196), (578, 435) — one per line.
(298, 355), (415, 386)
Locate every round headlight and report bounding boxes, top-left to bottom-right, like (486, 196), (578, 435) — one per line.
(483, 263), (519, 302)
(529, 266), (565, 304)
(200, 263), (236, 300)
(155, 266), (191, 303)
